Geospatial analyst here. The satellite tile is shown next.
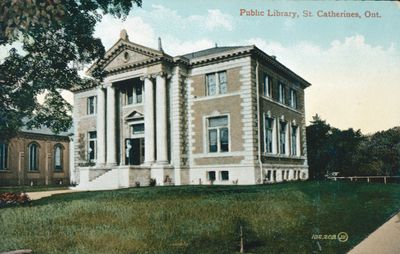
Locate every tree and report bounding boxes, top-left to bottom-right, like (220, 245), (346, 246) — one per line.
(306, 114), (332, 179)
(366, 127), (400, 176)
(0, 0), (142, 139)
(306, 115), (364, 179)
(307, 114), (400, 178)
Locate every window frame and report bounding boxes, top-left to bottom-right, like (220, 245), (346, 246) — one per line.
(87, 96), (97, 115)
(207, 171), (216, 181)
(0, 143), (8, 170)
(279, 121), (288, 155)
(220, 170), (229, 181)
(28, 143), (39, 171)
(125, 81), (143, 105)
(54, 144), (63, 171)
(278, 83), (286, 104)
(263, 74), (272, 98)
(264, 115), (276, 154)
(131, 123), (145, 135)
(206, 115), (230, 153)
(291, 125), (301, 156)
(289, 88), (297, 109)
(206, 71), (227, 96)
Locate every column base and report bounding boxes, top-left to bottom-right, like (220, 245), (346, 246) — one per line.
(142, 161), (155, 167)
(106, 162), (117, 167)
(154, 160), (169, 166)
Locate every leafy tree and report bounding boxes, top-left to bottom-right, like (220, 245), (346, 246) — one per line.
(307, 115), (400, 178)
(367, 127), (400, 176)
(0, 0), (142, 139)
(306, 114), (331, 179)
(326, 128), (364, 176)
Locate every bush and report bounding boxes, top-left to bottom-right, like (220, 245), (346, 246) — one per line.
(149, 178), (156, 187)
(0, 192), (31, 208)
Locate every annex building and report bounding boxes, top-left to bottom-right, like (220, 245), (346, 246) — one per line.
(0, 125), (71, 186)
(71, 30), (311, 190)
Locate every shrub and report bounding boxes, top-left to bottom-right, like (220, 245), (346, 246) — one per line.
(0, 192), (31, 208)
(149, 178), (156, 187)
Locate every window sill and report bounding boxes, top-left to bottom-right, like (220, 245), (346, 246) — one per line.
(262, 153), (305, 160)
(27, 170), (41, 173)
(206, 152), (231, 156)
(123, 103), (144, 108)
(0, 169), (12, 173)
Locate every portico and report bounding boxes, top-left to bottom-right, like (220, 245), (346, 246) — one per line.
(92, 70), (171, 184)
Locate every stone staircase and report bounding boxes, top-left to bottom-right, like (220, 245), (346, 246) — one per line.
(72, 167), (130, 191)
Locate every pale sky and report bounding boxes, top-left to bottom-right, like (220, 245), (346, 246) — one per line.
(2, 1), (399, 134)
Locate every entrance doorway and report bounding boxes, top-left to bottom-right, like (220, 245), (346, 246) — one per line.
(125, 138), (144, 165)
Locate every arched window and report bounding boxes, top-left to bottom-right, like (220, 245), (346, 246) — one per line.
(29, 143), (39, 171)
(54, 144), (63, 171)
(0, 143), (8, 170)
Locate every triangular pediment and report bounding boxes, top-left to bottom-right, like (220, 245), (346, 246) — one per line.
(105, 48), (152, 71)
(87, 38), (164, 75)
(125, 110), (144, 122)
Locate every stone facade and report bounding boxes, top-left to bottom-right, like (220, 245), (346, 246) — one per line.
(0, 130), (71, 186)
(71, 31), (311, 190)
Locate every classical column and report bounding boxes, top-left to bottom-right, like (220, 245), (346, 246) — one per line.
(106, 85), (117, 165)
(96, 87), (106, 166)
(144, 76), (155, 164)
(156, 73), (168, 164)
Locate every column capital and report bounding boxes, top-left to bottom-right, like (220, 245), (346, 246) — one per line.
(140, 72), (172, 81)
(140, 75), (152, 81)
(105, 83), (115, 89)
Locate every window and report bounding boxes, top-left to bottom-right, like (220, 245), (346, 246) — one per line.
(278, 83), (286, 104)
(264, 75), (272, 97)
(208, 116), (229, 153)
(279, 122), (287, 155)
(0, 143), (8, 170)
(132, 123), (145, 135)
(206, 71), (227, 96)
(207, 171), (216, 181)
(54, 145), (63, 171)
(29, 143), (39, 171)
(88, 131), (97, 162)
(87, 96), (96, 115)
(264, 116), (274, 153)
(220, 171), (229, 181)
(125, 82), (143, 105)
(291, 125), (299, 156)
(289, 89), (297, 108)
(136, 84), (143, 103)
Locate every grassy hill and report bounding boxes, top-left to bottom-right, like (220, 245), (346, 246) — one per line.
(0, 181), (399, 253)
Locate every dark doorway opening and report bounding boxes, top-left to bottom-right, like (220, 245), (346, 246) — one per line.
(125, 138), (144, 165)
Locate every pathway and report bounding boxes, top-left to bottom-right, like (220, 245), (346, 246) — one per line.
(26, 189), (79, 200)
(348, 212), (400, 254)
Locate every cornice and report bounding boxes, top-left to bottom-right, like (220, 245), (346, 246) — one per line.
(188, 47), (253, 67)
(17, 132), (70, 142)
(252, 47), (312, 88)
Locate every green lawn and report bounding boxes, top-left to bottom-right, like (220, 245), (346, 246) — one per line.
(0, 181), (399, 254)
(0, 185), (69, 193)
